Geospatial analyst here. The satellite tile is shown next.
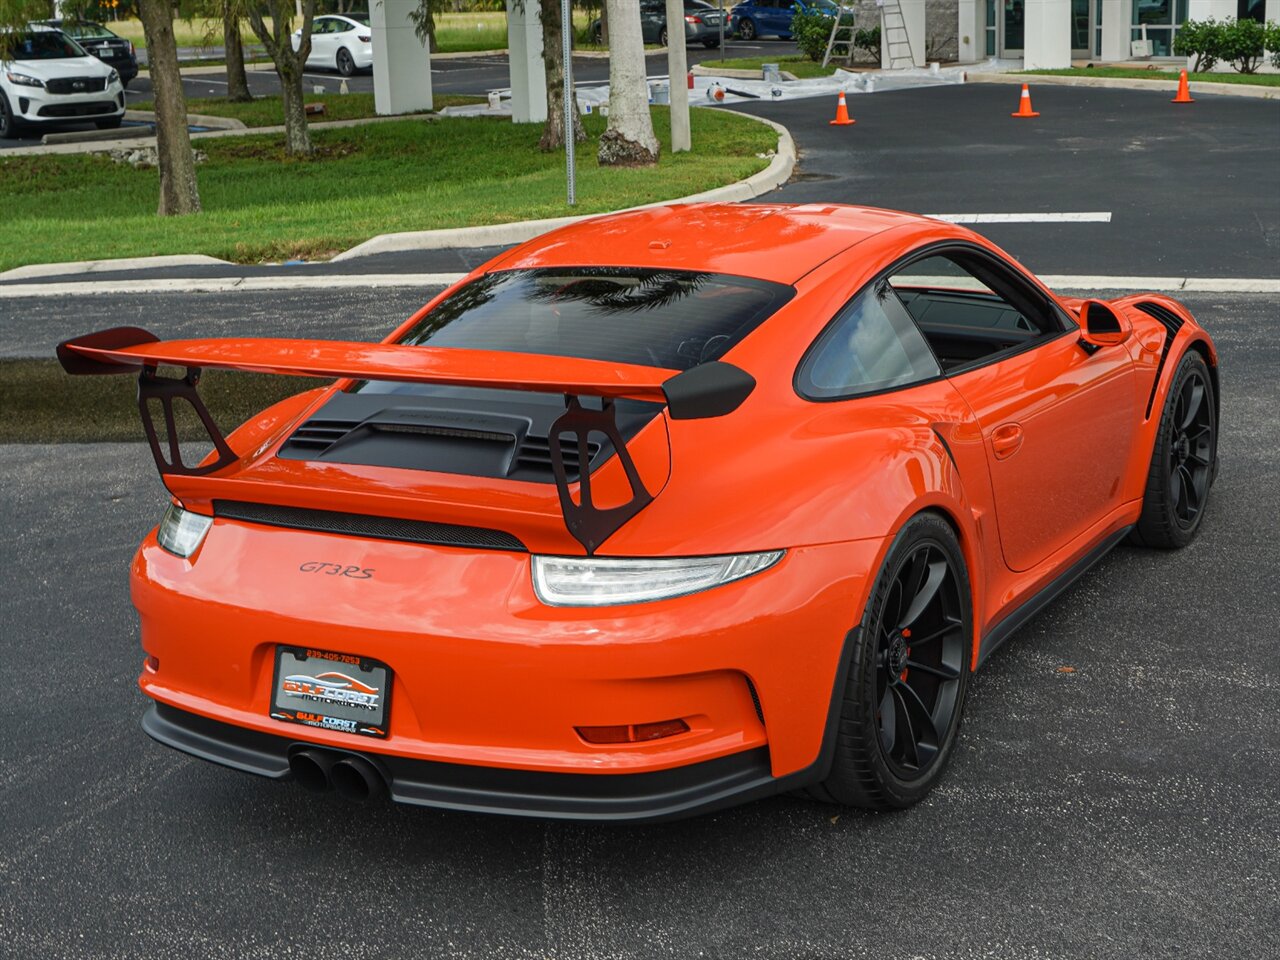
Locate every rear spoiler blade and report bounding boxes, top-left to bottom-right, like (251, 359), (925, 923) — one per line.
(57, 326), (756, 554)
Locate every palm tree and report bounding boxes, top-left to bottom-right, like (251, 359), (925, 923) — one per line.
(598, 0), (658, 166)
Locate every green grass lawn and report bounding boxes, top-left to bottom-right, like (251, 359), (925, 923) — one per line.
(131, 93), (485, 126)
(0, 360), (318, 443)
(0, 107), (775, 271)
(705, 55), (855, 79)
(1019, 67), (1280, 86)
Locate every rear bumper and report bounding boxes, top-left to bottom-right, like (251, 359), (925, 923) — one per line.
(144, 701), (781, 822)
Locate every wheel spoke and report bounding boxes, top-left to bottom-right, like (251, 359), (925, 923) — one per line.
(878, 686), (896, 754)
(896, 679), (940, 744)
(1179, 379), (1204, 431)
(898, 557), (947, 630)
(890, 685), (919, 767)
(905, 658), (960, 681)
(901, 617), (962, 647)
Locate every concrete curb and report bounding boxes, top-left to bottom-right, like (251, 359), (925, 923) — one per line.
(0, 254), (232, 282)
(967, 71), (1280, 99)
(332, 110), (795, 261)
(690, 64), (800, 81)
(123, 109), (247, 130)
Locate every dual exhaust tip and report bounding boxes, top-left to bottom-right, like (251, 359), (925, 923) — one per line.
(288, 748), (387, 803)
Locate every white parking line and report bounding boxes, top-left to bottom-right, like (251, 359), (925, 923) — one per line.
(926, 212), (1113, 224)
(1, 273), (1278, 298)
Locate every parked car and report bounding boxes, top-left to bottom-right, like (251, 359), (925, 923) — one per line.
(29, 19), (138, 87)
(292, 13), (372, 77)
(57, 203), (1219, 821)
(730, 0), (840, 40)
(590, 0), (725, 49)
(0, 29), (126, 139)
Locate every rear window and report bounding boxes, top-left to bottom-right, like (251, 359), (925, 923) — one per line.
(65, 22), (115, 39)
(4, 31), (86, 59)
(385, 268), (793, 371)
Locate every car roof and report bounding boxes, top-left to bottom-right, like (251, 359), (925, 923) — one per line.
(492, 203), (949, 285)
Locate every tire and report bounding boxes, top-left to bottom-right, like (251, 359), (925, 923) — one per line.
(0, 92), (20, 139)
(659, 27), (668, 47)
(95, 116), (124, 130)
(1130, 350), (1217, 549)
(592, 24), (603, 44)
(336, 47), (356, 77)
(737, 18), (756, 40)
(808, 512), (972, 810)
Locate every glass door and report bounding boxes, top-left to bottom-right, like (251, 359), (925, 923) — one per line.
(1072, 0), (1091, 56)
(1002, 0), (1025, 55)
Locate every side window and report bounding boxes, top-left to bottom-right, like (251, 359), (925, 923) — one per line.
(798, 282), (942, 400)
(888, 251), (1062, 372)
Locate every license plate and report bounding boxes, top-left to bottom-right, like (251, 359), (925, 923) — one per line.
(270, 646), (391, 739)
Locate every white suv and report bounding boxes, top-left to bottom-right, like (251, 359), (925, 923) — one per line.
(1, 29), (125, 139)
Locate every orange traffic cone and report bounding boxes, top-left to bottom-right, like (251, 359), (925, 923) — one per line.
(1171, 69), (1194, 103)
(1010, 84), (1039, 118)
(829, 90), (855, 126)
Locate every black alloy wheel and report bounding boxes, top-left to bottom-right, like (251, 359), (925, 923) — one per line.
(809, 512), (971, 810)
(659, 26), (669, 46)
(1132, 350), (1217, 548)
(337, 47), (356, 77)
(737, 17), (756, 40)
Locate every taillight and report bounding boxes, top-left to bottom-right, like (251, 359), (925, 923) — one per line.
(686, 15), (702, 22)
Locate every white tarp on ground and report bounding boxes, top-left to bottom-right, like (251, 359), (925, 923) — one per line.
(439, 58), (1019, 117)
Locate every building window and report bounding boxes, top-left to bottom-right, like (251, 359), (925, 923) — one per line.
(1239, 0), (1265, 22)
(1131, 0), (1188, 57)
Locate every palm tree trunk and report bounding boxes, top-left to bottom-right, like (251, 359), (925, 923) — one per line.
(598, 0), (658, 166)
(223, 2), (253, 103)
(137, 0), (201, 214)
(538, 0), (585, 152)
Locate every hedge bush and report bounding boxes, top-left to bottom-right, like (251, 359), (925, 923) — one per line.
(791, 9), (881, 66)
(1174, 17), (1277, 74)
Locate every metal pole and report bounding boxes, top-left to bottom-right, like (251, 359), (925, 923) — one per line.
(562, 0), (576, 206)
(719, 0), (724, 62)
(666, 0), (690, 152)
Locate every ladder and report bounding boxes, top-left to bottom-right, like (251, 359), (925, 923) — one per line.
(879, 0), (916, 70)
(821, 10), (858, 68)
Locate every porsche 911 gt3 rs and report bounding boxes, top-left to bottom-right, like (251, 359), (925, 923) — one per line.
(58, 203), (1219, 821)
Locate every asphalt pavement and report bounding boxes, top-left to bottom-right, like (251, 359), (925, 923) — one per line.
(2, 289), (1277, 958)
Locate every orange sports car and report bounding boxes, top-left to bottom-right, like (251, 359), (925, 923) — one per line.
(58, 204), (1219, 820)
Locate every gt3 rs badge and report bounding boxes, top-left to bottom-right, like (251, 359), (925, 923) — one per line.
(298, 561), (374, 578)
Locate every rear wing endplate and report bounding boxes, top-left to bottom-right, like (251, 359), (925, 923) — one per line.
(57, 326), (755, 554)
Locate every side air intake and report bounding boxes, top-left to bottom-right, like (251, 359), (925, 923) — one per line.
(1133, 302), (1186, 419)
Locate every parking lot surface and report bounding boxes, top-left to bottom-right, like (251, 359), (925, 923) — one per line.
(1, 290), (1277, 959)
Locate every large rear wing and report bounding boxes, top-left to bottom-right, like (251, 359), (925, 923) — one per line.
(57, 326), (756, 554)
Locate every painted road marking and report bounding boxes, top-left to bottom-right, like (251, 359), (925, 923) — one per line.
(926, 212), (1113, 224)
(2, 274), (1279, 298)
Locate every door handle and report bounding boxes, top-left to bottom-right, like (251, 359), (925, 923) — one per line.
(991, 423), (1024, 460)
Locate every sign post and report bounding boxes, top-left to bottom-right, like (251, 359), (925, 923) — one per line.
(562, 0), (576, 205)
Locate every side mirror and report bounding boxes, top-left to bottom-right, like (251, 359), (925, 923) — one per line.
(1077, 299), (1132, 351)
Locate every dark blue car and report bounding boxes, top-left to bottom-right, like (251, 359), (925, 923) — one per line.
(729, 0), (840, 41)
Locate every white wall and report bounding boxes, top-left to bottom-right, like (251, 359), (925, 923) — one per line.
(1024, 0), (1072, 67)
(506, 0), (547, 124)
(371, 0), (433, 116)
(957, 0), (983, 62)
(882, 0), (928, 67)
